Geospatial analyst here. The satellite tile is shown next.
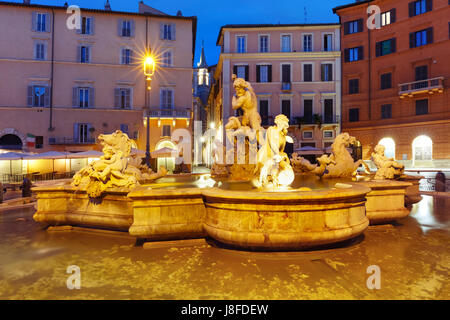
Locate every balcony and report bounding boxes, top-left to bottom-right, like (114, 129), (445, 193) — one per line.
(281, 82), (292, 92)
(48, 137), (96, 145)
(147, 108), (191, 119)
(399, 77), (444, 98)
(293, 115), (340, 126)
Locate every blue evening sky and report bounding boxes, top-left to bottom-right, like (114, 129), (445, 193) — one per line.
(10, 0), (352, 65)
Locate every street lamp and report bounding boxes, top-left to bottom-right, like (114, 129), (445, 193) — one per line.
(143, 55), (156, 167)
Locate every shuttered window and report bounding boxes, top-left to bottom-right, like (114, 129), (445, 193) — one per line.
(381, 104), (392, 119)
(410, 28), (433, 48)
(321, 64), (333, 82)
(160, 88), (174, 109)
(409, 0), (432, 17)
(115, 88), (131, 109)
(28, 85), (50, 107)
(376, 38), (396, 57)
(233, 65), (249, 81)
(349, 79), (359, 94)
(256, 65), (271, 83)
(349, 108), (359, 122)
(344, 46), (364, 62)
(380, 73), (392, 90)
(259, 100), (269, 126)
(344, 19), (363, 35)
(33, 12), (50, 32)
(303, 64), (312, 82)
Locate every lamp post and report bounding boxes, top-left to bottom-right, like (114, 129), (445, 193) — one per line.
(143, 55), (156, 168)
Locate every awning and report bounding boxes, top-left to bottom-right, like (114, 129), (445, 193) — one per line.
(26, 151), (68, 160)
(66, 150), (103, 159)
(151, 147), (178, 158)
(0, 152), (31, 160)
(130, 148), (146, 157)
(293, 146), (324, 155)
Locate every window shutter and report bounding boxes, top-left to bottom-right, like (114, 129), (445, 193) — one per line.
(130, 20), (135, 37)
(171, 23), (176, 40)
(87, 124), (93, 140)
(256, 65), (260, 83)
(409, 32), (415, 48)
(126, 89), (131, 108)
(159, 23), (164, 39)
(344, 48), (350, 62)
(358, 46), (364, 60)
(390, 8), (396, 23)
(409, 2), (415, 17)
(268, 65), (272, 82)
(114, 88), (120, 108)
(328, 64), (333, 81)
(44, 87), (50, 107)
(375, 41), (381, 57)
(89, 87), (95, 108)
(73, 87), (78, 107)
(427, 27), (433, 44)
(391, 38), (396, 53)
(118, 19), (123, 36)
(159, 89), (164, 108)
(45, 13), (50, 33)
(321, 64), (325, 81)
(357, 19), (364, 32)
(91, 17), (95, 35)
(233, 65), (237, 77)
(73, 124), (79, 143)
(129, 49), (134, 64)
(27, 86), (34, 106)
(426, 0), (433, 12)
(77, 45), (81, 62)
(344, 22), (349, 35)
(86, 46), (90, 63)
(32, 12), (37, 31)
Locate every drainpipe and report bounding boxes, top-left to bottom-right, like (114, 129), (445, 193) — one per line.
(367, 7), (372, 121)
(48, 8), (55, 131)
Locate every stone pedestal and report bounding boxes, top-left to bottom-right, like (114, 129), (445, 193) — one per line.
(399, 175), (424, 206)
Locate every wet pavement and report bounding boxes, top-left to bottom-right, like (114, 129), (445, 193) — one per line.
(0, 195), (449, 300)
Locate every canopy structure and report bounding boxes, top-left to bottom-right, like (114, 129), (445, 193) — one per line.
(294, 146), (324, 156)
(66, 150), (103, 159)
(26, 151), (68, 160)
(151, 147), (178, 158)
(130, 148), (146, 157)
(0, 152), (31, 161)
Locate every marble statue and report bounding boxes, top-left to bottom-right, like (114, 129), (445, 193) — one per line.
(371, 144), (405, 180)
(72, 130), (167, 198)
(253, 114), (294, 188)
(291, 153), (336, 176)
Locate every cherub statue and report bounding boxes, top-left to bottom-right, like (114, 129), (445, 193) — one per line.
(225, 75), (261, 132)
(253, 114), (294, 188)
(372, 144), (405, 180)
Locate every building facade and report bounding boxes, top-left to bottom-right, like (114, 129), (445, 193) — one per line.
(209, 23), (342, 155)
(334, 0), (450, 168)
(0, 0), (196, 170)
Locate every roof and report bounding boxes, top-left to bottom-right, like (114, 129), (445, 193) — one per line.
(216, 23), (341, 45)
(332, 0), (373, 14)
(0, 1), (198, 64)
(197, 43), (208, 69)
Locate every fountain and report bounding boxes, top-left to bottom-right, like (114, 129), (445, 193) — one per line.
(33, 76), (417, 250)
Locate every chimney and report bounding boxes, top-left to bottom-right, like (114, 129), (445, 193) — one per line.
(104, 0), (111, 11)
(177, 10), (182, 16)
(23, 0), (31, 4)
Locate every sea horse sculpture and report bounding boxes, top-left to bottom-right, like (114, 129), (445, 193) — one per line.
(72, 130), (167, 198)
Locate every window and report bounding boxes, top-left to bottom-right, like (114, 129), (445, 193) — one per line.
(409, 0), (432, 17)
(324, 99), (334, 123)
(78, 88), (90, 108)
(281, 35), (291, 52)
(324, 131), (334, 139)
(34, 42), (46, 60)
(121, 48), (133, 65)
(259, 35), (269, 53)
(303, 34), (312, 52)
(162, 50), (172, 67)
(349, 79), (359, 94)
(321, 64), (333, 82)
(162, 125), (171, 137)
(415, 65), (428, 81)
(259, 100), (269, 125)
(281, 100), (291, 120)
(233, 65), (248, 81)
(349, 108), (359, 122)
(345, 46), (363, 62)
(77, 123), (89, 143)
(416, 99), (428, 115)
(303, 64), (313, 82)
(381, 104), (392, 119)
(33, 13), (49, 32)
(80, 17), (94, 35)
(237, 36), (246, 53)
(376, 38), (396, 57)
(323, 34), (333, 51)
(160, 23), (176, 40)
(160, 88), (174, 109)
(115, 88), (131, 109)
(256, 65), (271, 83)
(303, 131), (313, 139)
(381, 73), (392, 89)
(120, 124), (129, 135)
(410, 28), (433, 48)
(381, 9), (396, 26)
(79, 46), (90, 63)
(344, 19), (363, 35)
(28, 85), (49, 107)
(281, 64), (291, 83)
(303, 99), (313, 123)
(35, 136), (44, 149)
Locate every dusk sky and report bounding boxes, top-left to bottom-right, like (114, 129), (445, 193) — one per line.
(10, 0), (352, 65)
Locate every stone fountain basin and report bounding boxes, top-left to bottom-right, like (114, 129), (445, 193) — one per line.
(202, 185), (371, 250)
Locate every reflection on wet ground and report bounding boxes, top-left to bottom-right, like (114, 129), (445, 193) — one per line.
(0, 195), (449, 300)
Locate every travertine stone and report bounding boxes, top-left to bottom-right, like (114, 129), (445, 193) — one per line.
(399, 174), (424, 206)
(127, 187), (206, 240)
(202, 185), (371, 250)
(350, 180), (412, 224)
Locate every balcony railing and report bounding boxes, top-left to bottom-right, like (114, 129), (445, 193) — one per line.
(48, 137), (96, 145)
(261, 115), (340, 127)
(147, 108), (190, 118)
(399, 77), (444, 98)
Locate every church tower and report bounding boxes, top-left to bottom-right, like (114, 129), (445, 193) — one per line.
(193, 42), (210, 129)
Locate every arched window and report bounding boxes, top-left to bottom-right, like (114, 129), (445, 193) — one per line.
(412, 135), (432, 162)
(378, 137), (396, 159)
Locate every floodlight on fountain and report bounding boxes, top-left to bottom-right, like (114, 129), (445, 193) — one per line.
(210, 122), (215, 129)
